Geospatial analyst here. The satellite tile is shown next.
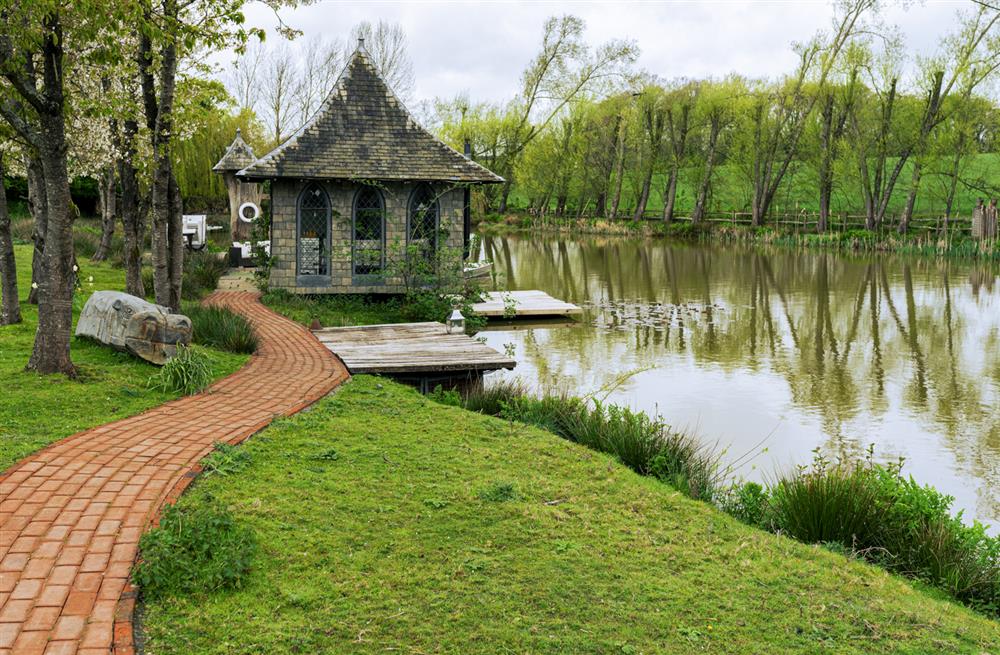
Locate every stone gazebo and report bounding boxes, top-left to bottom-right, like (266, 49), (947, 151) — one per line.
(213, 128), (263, 241)
(236, 42), (503, 294)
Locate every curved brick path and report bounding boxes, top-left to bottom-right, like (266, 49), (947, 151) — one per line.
(0, 292), (348, 654)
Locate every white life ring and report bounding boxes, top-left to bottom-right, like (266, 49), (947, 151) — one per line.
(238, 202), (260, 223)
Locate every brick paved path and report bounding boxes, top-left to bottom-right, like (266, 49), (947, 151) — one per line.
(0, 292), (348, 654)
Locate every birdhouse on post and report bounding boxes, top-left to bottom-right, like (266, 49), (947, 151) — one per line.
(212, 128), (262, 241)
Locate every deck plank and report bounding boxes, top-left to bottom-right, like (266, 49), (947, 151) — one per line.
(313, 322), (516, 374)
(472, 290), (583, 318)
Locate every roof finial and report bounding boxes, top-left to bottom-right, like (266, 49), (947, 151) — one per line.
(358, 36), (365, 49)
(235, 127), (242, 138)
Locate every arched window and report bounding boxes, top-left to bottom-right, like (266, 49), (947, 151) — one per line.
(297, 183), (330, 279)
(407, 184), (440, 256)
(353, 186), (385, 277)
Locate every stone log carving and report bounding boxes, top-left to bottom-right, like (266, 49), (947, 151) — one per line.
(75, 291), (192, 364)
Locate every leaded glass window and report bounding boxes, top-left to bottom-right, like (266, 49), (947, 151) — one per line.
(297, 183), (329, 278)
(353, 187), (385, 276)
(408, 183), (439, 251)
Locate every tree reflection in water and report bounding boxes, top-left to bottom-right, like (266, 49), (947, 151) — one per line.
(478, 233), (1000, 530)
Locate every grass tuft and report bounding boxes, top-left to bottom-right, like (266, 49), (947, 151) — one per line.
(148, 345), (212, 395)
(185, 304), (258, 354)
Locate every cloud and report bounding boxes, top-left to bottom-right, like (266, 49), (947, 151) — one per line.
(230, 0), (970, 104)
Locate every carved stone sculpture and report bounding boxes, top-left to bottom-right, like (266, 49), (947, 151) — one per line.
(75, 291), (192, 364)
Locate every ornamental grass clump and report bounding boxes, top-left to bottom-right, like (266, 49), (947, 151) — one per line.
(186, 304), (258, 354)
(149, 345), (212, 395)
(133, 499), (256, 599)
(762, 447), (1000, 616)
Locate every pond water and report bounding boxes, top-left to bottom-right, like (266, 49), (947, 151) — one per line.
(476, 232), (1000, 530)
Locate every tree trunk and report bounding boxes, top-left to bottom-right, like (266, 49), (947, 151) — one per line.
(633, 164), (654, 221)
(118, 117), (145, 298)
(817, 94), (834, 232)
(497, 179), (512, 213)
(595, 192), (606, 218)
(92, 164), (116, 261)
(168, 172), (184, 309)
(609, 145), (625, 220)
(143, 6), (183, 312)
(692, 119), (722, 224)
(0, 155), (21, 325)
(26, 155), (47, 304)
(899, 162), (922, 234)
(662, 168), (678, 223)
(27, 112), (77, 376)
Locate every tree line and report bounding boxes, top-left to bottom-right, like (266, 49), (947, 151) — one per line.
(433, 4), (1000, 232)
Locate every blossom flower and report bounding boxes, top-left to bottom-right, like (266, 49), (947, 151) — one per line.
(31, 282), (38, 289)
(87, 276), (94, 283)
(73, 264), (78, 272)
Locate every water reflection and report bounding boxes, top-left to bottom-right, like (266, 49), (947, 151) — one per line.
(479, 233), (1000, 529)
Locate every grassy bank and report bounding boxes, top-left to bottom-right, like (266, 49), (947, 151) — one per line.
(138, 376), (999, 654)
(0, 245), (248, 472)
(445, 383), (1000, 620)
(478, 214), (1000, 261)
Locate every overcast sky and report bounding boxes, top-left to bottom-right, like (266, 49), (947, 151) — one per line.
(233, 1), (975, 104)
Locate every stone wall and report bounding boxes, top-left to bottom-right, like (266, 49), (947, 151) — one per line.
(269, 179), (465, 294)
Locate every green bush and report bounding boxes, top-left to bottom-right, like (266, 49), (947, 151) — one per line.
(149, 345), (213, 395)
(762, 449), (1000, 616)
(185, 304), (258, 354)
(133, 499), (256, 599)
(73, 229), (101, 259)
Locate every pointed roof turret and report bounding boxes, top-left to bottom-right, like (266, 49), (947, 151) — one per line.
(237, 48), (503, 184)
(213, 128), (257, 173)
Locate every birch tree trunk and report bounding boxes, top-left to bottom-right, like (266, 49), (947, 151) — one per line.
(92, 164), (116, 261)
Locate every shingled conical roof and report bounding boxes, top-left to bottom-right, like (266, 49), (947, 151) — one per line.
(212, 128), (257, 173)
(237, 46), (503, 184)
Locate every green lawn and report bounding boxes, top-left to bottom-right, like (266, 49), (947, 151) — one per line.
(0, 245), (247, 471)
(141, 376), (1000, 654)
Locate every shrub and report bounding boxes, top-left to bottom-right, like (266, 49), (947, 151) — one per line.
(186, 304), (258, 354)
(719, 481), (769, 527)
(73, 230), (101, 259)
(132, 499), (256, 599)
(149, 345), (212, 395)
(763, 448), (1000, 616)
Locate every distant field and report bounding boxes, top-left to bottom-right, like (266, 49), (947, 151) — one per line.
(511, 153), (1000, 219)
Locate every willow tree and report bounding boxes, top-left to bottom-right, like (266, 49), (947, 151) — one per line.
(740, 0), (875, 226)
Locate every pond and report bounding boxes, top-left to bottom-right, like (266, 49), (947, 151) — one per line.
(476, 232), (1000, 530)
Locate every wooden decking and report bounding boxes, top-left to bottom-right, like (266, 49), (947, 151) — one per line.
(472, 290), (583, 318)
(313, 322), (517, 374)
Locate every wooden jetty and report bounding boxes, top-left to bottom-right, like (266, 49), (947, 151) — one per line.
(472, 290), (583, 318)
(313, 322), (515, 392)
